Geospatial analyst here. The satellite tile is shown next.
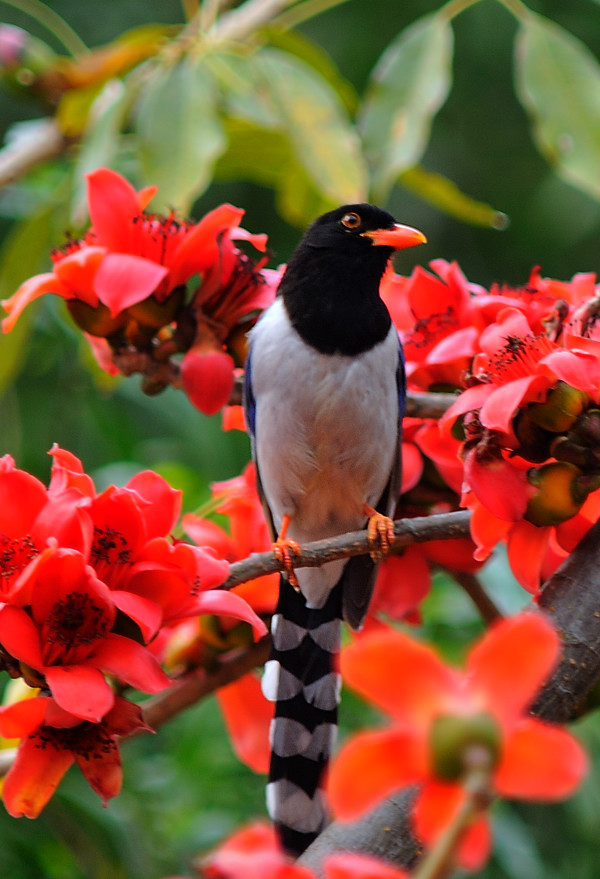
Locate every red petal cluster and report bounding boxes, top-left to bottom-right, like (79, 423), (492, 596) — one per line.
(1, 168), (281, 415)
(382, 260), (600, 594)
(0, 446), (266, 817)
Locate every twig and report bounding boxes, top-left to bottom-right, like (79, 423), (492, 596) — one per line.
(222, 510), (473, 589)
(452, 571), (503, 624)
(209, 0), (299, 41)
(140, 636), (271, 732)
(0, 119), (65, 189)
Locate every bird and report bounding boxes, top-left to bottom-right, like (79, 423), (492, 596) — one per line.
(243, 203), (426, 856)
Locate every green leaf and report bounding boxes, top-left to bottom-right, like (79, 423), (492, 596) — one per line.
(400, 166), (509, 228)
(134, 56), (226, 213)
(0, 209), (57, 396)
(254, 48), (368, 206)
(360, 12), (453, 198)
(215, 118), (334, 226)
(515, 13), (600, 201)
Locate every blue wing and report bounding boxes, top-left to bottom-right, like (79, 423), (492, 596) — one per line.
(243, 344), (256, 439)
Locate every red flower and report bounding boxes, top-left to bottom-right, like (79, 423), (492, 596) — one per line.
(197, 823), (409, 879)
(0, 547), (170, 721)
(0, 694), (151, 818)
(1, 169), (268, 329)
(328, 613), (586, 870)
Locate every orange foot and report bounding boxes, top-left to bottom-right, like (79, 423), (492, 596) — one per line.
(272, 515), (301, 589)
(364, 505), (395, 561)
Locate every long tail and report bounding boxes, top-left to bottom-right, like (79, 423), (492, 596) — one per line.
(262, 576), (342, 856)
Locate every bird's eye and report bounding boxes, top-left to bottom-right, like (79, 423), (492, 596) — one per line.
(341, 212), (361, 229)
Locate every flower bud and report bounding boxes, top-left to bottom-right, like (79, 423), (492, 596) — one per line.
(126, 286), (185, 330)
(429, 712), (501, 781)
(67, 299), (127, 337)
(528, 382), (589, 433)
(525, 461), (587, 526)
(181, 346), (235, 416)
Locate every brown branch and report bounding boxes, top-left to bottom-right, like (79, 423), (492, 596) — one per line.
(140, 636), (271, 733)
(452, 571), (503, 625)
(0, 119), (65, 188)
(222, 510), (473, 590)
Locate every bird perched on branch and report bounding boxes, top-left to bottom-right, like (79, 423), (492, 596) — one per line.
(243, 204), (426, 856)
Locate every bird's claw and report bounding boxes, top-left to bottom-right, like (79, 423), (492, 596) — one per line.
(365, 506), (395, 561)
(273, 537), (302, 590)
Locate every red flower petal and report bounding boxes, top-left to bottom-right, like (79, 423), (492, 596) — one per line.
(0, 464), (47, 536)
(86, 167), (140, 253)
(94, 252), (169, 314)
(111, 590), (163, 642)
(479, 375), (550, 434)
(88, 633), (170, 694)
(539, 349), (600, 396)
(0, 695), (51, 739)
(414, 782), (491, 871)
(463, 447), (529, 522)
(216, 673), (272, 773)
(324, 852), (409, 879)
(506, 519), (551, 593)
(53, 246), (106, 305)
(45, 664), (114, 721)
(126, 470), (182, 539)
(370, 548), (431, 622)
(0, 604), (44, 669)
(328, 728), (425, 821)
(341, 629), (460, 728)
(169, 203), (245, 288)
(194, 589), (267, 640)
(2, 730), (74, 818)
(496, 717), (587, 799)
(1, 272), (64, 332)
(466, 613), (559, 727)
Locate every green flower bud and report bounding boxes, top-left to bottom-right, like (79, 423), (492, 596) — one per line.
(529, 382), (589, 433)
(429, 712), (502, 782)
(525, 462), (587, 526)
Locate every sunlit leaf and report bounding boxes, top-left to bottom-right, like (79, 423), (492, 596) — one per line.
(215, 118), (291, 188)
(400, 166), (509, 228)
(263, 26), (357, 112)
(360, 12), (453, 198)
(515, 13), (600, 200)
(134, 56), (226, 213)
(254, 48), (367, 205)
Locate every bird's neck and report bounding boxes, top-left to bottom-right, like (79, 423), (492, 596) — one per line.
(280, 253), (392, 356)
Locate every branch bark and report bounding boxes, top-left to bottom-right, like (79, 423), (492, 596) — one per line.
(222, 510), (473, 589)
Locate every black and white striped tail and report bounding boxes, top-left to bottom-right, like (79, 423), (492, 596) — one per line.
(262, 577), (342, 856)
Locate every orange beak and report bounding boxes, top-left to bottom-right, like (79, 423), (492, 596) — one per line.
(361, 223), (427, 250)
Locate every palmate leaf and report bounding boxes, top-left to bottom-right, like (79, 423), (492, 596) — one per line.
(359, 12), (454, 200)
(515, 13), (600, 201)
(134, 56), (226, 214)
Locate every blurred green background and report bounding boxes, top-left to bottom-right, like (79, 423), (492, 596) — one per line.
(1, 0), (600, 876)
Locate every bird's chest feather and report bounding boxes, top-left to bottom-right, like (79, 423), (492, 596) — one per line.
(249, 300), (399, 537)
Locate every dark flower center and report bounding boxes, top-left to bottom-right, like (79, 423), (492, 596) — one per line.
(0, 532), (39, 595)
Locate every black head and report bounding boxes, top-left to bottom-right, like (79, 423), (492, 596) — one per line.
(300, 204), (426, 257)
(279, 204), (426, 356)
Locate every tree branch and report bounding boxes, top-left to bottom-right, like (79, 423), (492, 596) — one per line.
(0, 119), (65, 189)
(140, 636), (271, 732)
(222, 510), (473, 590)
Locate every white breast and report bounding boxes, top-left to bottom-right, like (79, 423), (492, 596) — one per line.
(248, 298), (399, 608)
